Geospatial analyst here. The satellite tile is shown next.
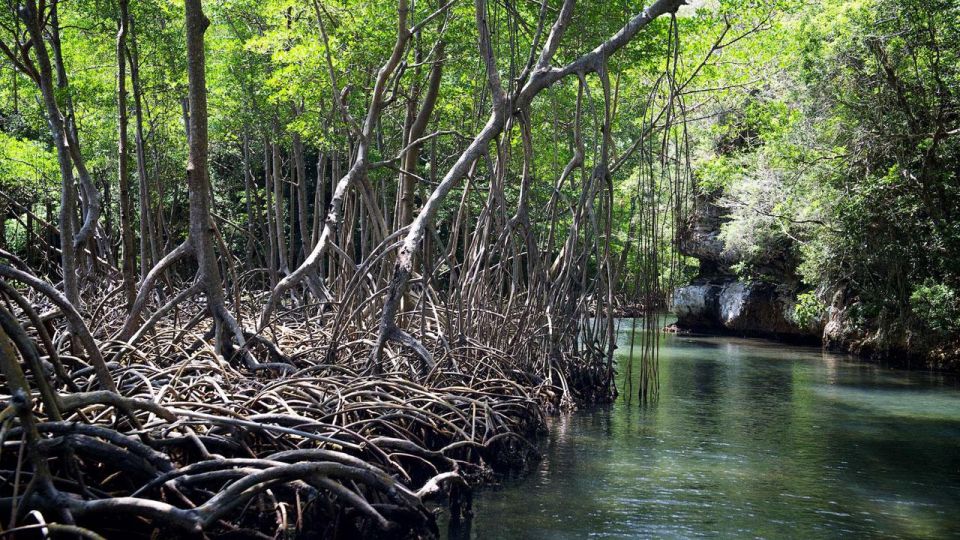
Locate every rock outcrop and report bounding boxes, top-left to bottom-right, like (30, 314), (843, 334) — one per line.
(673, 278), (818, 341)
(671, 193), (821, 342)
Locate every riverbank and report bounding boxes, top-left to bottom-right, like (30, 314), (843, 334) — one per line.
(668, 300), (960, 373)
(673, 188), (960, 373)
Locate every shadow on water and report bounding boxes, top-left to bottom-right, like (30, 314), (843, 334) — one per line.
(443, 323), (960, 539)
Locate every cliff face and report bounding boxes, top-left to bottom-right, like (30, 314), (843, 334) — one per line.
(676, 192), (734, 278)
(671, 193), (821, 342)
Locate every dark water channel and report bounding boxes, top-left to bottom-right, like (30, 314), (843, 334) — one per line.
(445, 323), (960, 538)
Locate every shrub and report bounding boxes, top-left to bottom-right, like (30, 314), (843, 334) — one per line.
(910, 282), (960, 336)
(794, 291), (826, 328)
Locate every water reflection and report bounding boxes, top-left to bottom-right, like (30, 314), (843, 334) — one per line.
(446, 329), (960, 539)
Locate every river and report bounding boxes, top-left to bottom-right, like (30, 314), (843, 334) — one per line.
(445, 323), (960, 538)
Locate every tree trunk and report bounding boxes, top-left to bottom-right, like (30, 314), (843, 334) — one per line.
(272, 133), (289, 274)
(264, 139), (279, 286)
(49, 1), (103, 258)
(18, 0), (80, 305)
(128, 14), (159, 281)
(117, 0), (136, 310)
(184, 0), (231, 356)
(293, 132), (310, 265)
(398, 41), (445, 228)
(312, 152), (326, 250)
(101, 174), (112, 261)
(242, 131), (258, 263)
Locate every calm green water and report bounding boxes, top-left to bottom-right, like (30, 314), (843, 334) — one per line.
(447, 326), (960, 539)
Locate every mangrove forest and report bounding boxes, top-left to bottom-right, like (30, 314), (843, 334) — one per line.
(0, 0), (958, 537)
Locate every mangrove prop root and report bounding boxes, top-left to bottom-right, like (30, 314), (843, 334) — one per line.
(0, 284), (592, 538)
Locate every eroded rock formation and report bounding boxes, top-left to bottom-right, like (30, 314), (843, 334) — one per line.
(671, 192), (821, 342)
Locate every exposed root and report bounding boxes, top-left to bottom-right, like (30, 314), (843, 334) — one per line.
(0, 282), (562, 539)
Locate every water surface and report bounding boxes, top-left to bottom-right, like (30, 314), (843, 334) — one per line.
(448, 326), (960, 538)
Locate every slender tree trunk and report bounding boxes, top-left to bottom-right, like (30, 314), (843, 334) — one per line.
(264, 139), (279, 286)
(293, 132), (310, 265)
(326, 146), (340, 279)
(272, 132), (289, 274)
(312, 152), (326, 250)
(288, 160), (297, 264)
(152, 0), (291, 372)
(101, 174), (112, 260)
(128, 14), (159, 280)
(184, 0), (226, 347)
(117, 0), (136, 310)
(44, 203), (54, 268)
(398, 42), (445, 228)
(49, 1), (103, 258)
(396, 76), (418, 231)
(18, 0), (79, 305)
(242, 131), (258, 262)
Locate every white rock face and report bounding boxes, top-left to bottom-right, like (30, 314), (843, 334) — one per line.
(672, 279), (819, 339)
(719, 281), (750, 326)
(672, 283), (727, 328)
(673, 284), (716, 320)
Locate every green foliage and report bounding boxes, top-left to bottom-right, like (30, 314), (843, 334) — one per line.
(794, 291), (826, 329)
(0, 132), (57, 192)
(2, 0), (955, 358)
(910, 282), (960, 336)
(686, 0), (960, 354)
